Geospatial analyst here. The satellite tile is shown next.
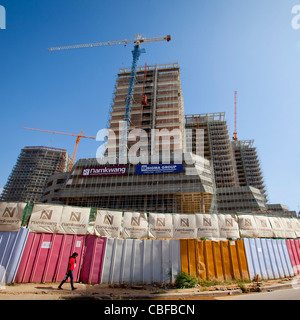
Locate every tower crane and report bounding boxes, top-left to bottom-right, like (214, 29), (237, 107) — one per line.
(233, 91), (238, 141)
(22, 127), (95, 171)
(48, 34), (171, 160)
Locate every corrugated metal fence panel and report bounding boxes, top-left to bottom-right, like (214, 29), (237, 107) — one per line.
(180, 240), (249, 281)
(243, 238), (294, 280)
(101, 239), (181, 285)
(286, 239), (300, 275)
(79, 235), (106, 284)
(15, 233), (85, 283)
(278, 239), (294, 277)
(0, 228), (29, 284)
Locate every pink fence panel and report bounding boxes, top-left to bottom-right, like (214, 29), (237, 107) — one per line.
(80, 235), (106, 284)
(286, 239), (300, 275)
(15, 233), (85, 283)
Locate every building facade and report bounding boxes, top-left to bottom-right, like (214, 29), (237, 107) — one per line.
(1, 146), (70, 203)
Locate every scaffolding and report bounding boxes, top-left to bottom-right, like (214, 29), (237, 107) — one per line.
(232, 140), (267, 201)
(185, 113), (268, 214)
(185, 113), (238, 188)
(1, 146), (70, 203)
(107, 63), (184, 156)
(56, 155), (215, 214)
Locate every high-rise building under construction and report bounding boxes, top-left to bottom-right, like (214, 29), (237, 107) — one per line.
(41, 63), (268, 214)
(185, 112), (267, 213)
(43, 63), (216, 213)
(1, 146), (70, 203)
(106, 63), (184, 157)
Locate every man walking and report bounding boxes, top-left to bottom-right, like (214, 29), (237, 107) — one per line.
(58, 252), (78, 290)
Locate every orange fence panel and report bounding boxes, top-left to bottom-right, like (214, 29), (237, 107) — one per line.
(180, 239), (250, 281)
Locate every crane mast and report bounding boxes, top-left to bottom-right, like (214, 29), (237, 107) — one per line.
(48, 34), (171, 160)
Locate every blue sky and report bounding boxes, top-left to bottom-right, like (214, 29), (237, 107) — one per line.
(0, 0), (299, 211)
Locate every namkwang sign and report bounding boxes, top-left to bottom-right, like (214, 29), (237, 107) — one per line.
(82, 166), (127, 177)
(135, 164), (183, 175)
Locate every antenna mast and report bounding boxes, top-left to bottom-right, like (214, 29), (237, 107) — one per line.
(233, 91), (238, 141)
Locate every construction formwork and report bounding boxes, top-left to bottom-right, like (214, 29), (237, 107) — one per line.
(0, 146), (71, 203)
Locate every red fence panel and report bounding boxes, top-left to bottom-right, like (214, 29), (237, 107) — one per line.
(14, 233), (85, 283)
(286, 239), (300, 275)
(80, 235), (106, 284)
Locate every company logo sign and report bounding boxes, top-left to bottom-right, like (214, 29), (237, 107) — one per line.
(225, 218), (233, 227)
(2, 207), (16, 218)
(180, 218), (189, 228)
(103, 214), (114, 225)
(70, 211), (81, 222)
(131, 216), (140, 226)
(260, 220), (267, 228)
(40, 210), (53, 220)
(203, 218), (211, 227)
(82, 166), (127, 177)
(135, 163), (183, 175)
(156, 218), (165, 227)
(244, 218), (252, 227)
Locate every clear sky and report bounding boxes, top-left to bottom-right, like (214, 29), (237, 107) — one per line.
(0, 0), (299, 212)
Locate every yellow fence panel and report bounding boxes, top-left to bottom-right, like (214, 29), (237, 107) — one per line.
(180, 239), (250, 281)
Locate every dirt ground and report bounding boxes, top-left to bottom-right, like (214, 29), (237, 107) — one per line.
(0, 282), (168, 300)
(0, 278), (293, 300)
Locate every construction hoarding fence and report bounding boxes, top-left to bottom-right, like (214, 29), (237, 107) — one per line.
(94, 210), (122, 238)
(101, 238), (181, 285)
(180, 239), (250, 281)
(243, 238), (294, 280)
(286, 239), (300, 276)
(0, 228), (29, 284)
(1, 202), (300, 240)
(14, 232), (85, 283)
(27, 204), (90, 235)
(0, 202), (26, 232)
(79, 235), (106, 284)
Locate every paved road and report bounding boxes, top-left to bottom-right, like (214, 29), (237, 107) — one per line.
(218, 287), (300, 300)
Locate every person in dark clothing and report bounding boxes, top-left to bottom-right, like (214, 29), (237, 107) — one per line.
(58, 252), (78, 290)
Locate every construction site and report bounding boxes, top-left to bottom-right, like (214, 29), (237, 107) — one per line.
(0, 29), (300, 305)
(0, 34), (296, 217)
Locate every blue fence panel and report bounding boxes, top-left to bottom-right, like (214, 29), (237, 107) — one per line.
(243, 238), (255, 280)
(255, 239), (269, 279)
(278, 239), (294, 277)
(0, 228), (29, 284)
(265, 239), (280, 279)
(260, 239), (274, 279)
(243, 238), (294, 280)
(243, 238), (265, 280)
